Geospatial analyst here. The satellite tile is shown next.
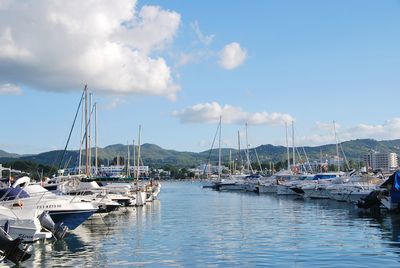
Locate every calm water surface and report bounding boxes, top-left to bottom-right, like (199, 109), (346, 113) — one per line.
(22, 181), (400, 267)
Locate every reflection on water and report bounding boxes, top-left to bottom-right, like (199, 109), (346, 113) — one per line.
(22, 182), (400, 267)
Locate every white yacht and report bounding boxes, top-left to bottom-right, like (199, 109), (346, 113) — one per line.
(301, 172), (345, 199)
(0, 205), (51, 242)
(0, 177), (98, 230)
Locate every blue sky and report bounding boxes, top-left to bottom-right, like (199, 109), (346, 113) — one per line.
(1, 0), (400, 154)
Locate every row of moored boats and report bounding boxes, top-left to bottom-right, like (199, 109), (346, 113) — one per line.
(0, 175), (160, 265)
(206, 170), (400, 212)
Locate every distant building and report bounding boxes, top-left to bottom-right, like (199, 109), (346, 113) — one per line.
(363, 151), (398, 172)
(66, 165), (149, 177)
(198, 164), (226, 175)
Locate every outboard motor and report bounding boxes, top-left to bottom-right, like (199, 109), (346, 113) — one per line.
(0, 227), (31, 265)
(356, 190), (381, 209)
(39, 212), (69, 240)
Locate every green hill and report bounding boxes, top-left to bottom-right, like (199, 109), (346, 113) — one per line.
(0, 149), (19, 158)
(1, 139), (400, 169)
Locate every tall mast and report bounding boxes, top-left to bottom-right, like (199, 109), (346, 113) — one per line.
(285, 122), (290, 170)
(85, 85), (89, 176)
(127, 141), (130, 177)
(333, 120), (340, 172)
(133, 139), (136, 179)
(218, 117), (222, 180)
(88, 93), (92, 176)
(136, 125), (141, 181)
(94, 102), (98, 176)
(245, 123), (252, 172)
(292, 121), (295, 167)
(78, 91), (84, 175)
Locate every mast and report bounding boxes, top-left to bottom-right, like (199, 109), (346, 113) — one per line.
(218, 117), (222, 181)
(245, 123), (250, 172)
(292, 121), (295, 168)
(237, 130), (241, 172)
(85, 86), (89, 176)
(127, 141), (130, 177)
(78, 91), (84, 175)
(136, 125), (142, 181)
(285, 122), (290, 170)
(229, 149), (232, 175)
(94, 102), (98, 176)
(88, 93), (92, 176)
(333, 120), (340, 172)
(133, 139), (136, 179)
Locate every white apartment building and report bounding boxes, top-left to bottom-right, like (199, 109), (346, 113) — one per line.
(363, 152), (398, 172)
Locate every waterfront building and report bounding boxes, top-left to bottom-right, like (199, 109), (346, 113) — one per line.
(363, 151), (398, 172)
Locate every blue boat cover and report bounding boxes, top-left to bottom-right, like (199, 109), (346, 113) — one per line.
(0, 186), (30, 201)
(391, 171), (400, 203)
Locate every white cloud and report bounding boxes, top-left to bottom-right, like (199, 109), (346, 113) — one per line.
(172, 102), (294, 125)
(297, 118), (400, 146)
(0, 0), (181, 100)
(190, 21), (214, 46)
(345, 118), (400, 140)
(0, 83), (22, 95)
(219, 42), (247, 70)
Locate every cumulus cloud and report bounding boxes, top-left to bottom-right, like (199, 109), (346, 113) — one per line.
(0, 83), (22, 95)
(0, 0), (181, 100)
(172, 102), (294, 125)
(345, 118), (400, 140)
(297, 119), (400, 146)
(219, 42), (247, 70)
(190, 21), (214, 46)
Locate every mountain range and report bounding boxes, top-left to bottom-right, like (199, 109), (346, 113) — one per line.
(1, 139), (400, 168)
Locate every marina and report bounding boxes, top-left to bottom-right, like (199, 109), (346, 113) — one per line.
(9, 181), (400, 267)
(1, 1), (400, 267)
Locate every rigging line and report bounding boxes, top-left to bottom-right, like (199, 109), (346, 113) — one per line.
(302, 147), (314, 173)
(58, 87), (86, 169)
(339, 142), (350, 171)
(254, 148), (263, 175)
(203, 121), (220, 175)
(78, 100), (96, 155)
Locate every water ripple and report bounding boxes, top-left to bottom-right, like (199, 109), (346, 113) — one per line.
(22, 181), (400, 267)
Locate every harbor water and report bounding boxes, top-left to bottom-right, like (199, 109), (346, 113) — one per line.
(23, 181), (400, 267)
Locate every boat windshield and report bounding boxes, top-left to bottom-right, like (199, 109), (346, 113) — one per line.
(0, 186), (30, 201)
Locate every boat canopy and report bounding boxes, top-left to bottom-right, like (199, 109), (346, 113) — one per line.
(0, 186), (30, 201)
